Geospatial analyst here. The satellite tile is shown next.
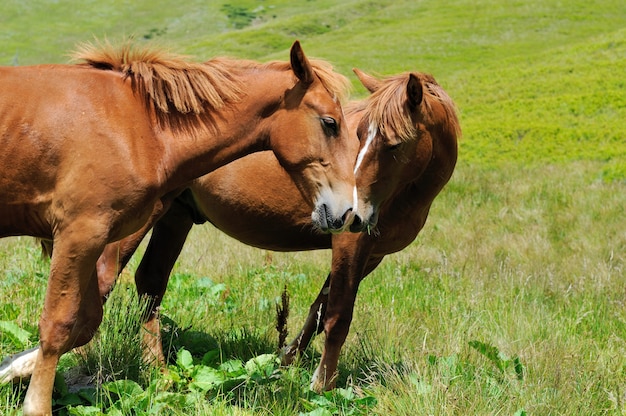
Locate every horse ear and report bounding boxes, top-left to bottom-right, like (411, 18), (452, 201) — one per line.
(407, 73), (423, 110)
(353, 68), (382, 93)
(290, 40), (315, 86)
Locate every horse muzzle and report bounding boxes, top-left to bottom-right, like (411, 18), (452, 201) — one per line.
(312, 203), (354, 233)
(348, 209), (379, 233)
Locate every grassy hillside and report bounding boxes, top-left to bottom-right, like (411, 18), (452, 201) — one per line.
(1, 1), (626, 415)
(1, 0), (625, 176)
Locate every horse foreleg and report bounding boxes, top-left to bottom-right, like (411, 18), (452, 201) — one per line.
(135, 200), (194, 365)
(22, 227), (105, 416)
(310, 236), (382, 392)
(309, 270), (357, 391)
(0, 347), (40, 383)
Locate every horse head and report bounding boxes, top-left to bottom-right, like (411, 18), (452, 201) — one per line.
(267, 41), (363, 233)
(348, 68), (460, 233)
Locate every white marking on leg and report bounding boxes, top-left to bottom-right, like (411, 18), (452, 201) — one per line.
(310, 363), (324, 391)
(0, 346), (40, 383)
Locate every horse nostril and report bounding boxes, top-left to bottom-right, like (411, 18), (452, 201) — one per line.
(329, 217), (345, 231)
(342, 208), (353, 225)
(349, 214), (364, 233)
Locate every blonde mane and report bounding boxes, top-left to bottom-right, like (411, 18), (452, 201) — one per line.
(72, 41), (350, 132)
(347, 72), (461, 142)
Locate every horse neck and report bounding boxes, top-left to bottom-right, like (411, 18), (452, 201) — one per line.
(158, 69), (292, 190)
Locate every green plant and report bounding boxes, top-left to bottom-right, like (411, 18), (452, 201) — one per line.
(300, 387), (377, 416)
(468, 340), (524, 381)
(74, 285), (149, 385)
(221, 4), (264, 29)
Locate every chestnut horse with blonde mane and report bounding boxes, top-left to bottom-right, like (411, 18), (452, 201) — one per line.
(106, 68), (459, 389)
(0, 41), (369, 415)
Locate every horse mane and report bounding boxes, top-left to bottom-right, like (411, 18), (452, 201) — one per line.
(72, 41), (350, 132)
(347, 72), (461, 142)
(260, 59), (352, 104)
(72, 41), (244, 132)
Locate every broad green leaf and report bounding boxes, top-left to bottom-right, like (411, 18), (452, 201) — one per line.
(106, 408), (125, 416)
(513, 356), (525, 380)
(335, 387), (356, 401)
(190, 366), (225, 391)
(176, 348), (194, 370)
(408, 373), (433, 395)
(201, 349), (220, 366)
(0, 320), (31, 347)
(355, 395), (378, 407)
(469, 340), (507, 372)
(307, 393), (334, 408)
(210, 283), (227, 297)
(68, 406), (103, 416)
(53, 372), (69, 396)
(245, 353), (279, 377)
(219, 359), (245, 376)
(299, 409), (333, 416)
(104, 379), (144, 397)
(195, 276), (215, 288)
(55, 392), (85, 406)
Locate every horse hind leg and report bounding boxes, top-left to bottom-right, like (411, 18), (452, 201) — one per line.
(134, 200), (194, 366)
(282, 273), (331, 365)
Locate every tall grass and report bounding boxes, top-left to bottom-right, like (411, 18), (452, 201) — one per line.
(74, 286), (150, 386)
(3, 162), (622, 413)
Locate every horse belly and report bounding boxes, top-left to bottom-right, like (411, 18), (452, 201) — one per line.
(192, 154), (331, 251)
(0, 94), (57, 236)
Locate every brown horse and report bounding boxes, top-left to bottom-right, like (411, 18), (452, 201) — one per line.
(0, 40), (365, 415)
(95, 68), (460, 390)
(1, 67), (460, 395)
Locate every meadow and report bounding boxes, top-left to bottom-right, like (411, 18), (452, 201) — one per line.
(1, 0), (625, 414)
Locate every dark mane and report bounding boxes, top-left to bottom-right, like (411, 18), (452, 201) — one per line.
(346, 72), (461, 142)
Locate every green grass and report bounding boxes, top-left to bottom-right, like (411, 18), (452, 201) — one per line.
(1, 0), (626, 414)
(2, 162), (625, 414)
(2, 0), (624, 174)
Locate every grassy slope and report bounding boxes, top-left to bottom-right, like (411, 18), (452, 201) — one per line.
(1, 0), (624, 175)
(1, 0), (626, 414)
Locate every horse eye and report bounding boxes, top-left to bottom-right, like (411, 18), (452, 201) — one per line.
(387, 142), (402, 152)
(320, 116), (338, 136)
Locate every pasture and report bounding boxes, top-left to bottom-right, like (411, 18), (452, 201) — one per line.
(1, 0), (625, 414)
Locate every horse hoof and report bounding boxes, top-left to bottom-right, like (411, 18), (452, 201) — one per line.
(279, 345), (297, 366)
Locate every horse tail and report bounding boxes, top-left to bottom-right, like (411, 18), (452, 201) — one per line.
(37, 238), (53, 259)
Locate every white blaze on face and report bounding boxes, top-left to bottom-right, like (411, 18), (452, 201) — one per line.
(352, 123), (377, 213)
